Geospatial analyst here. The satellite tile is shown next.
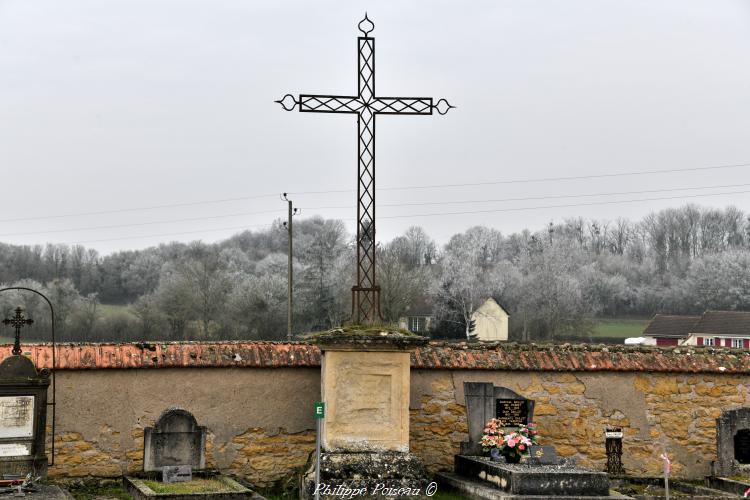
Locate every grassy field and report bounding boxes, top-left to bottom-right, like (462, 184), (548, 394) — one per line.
(591, 318), (649, 338)
(98, 303), (136, 319)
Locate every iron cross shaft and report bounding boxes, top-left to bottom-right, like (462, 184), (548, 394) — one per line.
(277, 15), (453, 324)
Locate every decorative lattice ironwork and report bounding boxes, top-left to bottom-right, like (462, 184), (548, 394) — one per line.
(277, 14), (453, 324)
(605, 427), (624, 475)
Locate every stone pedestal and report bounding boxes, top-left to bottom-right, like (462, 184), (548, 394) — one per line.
(301, 329), (429, 499)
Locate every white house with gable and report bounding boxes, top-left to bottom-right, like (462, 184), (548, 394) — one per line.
(471, 298), (509, 342)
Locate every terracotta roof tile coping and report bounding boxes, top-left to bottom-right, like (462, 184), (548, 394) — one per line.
(1, 340), (749, 374)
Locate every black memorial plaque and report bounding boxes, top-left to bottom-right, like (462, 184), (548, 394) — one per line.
(496, 399), (529, 427)
(735, 429), (750, 464)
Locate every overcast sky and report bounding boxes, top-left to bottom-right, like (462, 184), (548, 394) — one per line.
(1, 0), (749, 255)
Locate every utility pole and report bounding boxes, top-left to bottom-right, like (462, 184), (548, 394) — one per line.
(282, 193), (298, 341)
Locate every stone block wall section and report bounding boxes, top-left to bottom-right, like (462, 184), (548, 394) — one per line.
(2, 341), (750, 485)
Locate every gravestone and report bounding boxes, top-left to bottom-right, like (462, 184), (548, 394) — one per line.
(460, 382), (535, 455)
(0, 355), (51, 478)
(143, 408), (206, 472)
(449, 382), (613, 497)
(714, 407), (750, 476)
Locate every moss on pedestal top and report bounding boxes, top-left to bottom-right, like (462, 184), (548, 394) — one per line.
(304, 325), (428, 351)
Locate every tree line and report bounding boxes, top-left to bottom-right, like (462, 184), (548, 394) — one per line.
(1, 203), (749, 343)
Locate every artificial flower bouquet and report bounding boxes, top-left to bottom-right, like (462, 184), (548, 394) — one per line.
(480, 418), (539, 463)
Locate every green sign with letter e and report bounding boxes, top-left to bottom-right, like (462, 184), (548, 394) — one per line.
(314, 402), (325, 419)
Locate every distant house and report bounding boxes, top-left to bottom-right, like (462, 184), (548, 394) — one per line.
(471, 298), (509, 342)
(398, 304), (433, 334)
(682, 311), (750, 348)
(641, 314), (700, 346)
(641, 311), (750, 348)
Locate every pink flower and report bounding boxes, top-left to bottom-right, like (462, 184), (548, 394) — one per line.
(507, 439), (516, 448)
(519, 444), (525, 451)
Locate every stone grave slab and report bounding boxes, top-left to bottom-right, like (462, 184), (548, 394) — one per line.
(455, 455), (610, 496)
(144, 408), (206, 472)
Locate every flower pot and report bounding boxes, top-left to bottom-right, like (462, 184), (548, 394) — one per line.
(490, 448), (502, 462)
(504, 452), (521, 464)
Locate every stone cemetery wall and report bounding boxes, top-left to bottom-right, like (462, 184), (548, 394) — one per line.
(2, 341), (750, 485)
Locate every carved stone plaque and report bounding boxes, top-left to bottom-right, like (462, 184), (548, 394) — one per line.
(321, 351), (410, 452)
(0, 396), (34, 439)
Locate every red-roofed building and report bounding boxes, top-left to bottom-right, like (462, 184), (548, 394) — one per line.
(641, 311), (750, 348)
(642, 314), (700, 346)
(683, 311), (750, 349)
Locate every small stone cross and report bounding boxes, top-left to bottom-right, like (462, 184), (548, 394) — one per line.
(2, 307), (33, 356)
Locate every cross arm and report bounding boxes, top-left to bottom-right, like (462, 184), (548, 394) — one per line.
(372, 97), (454, 115)
(276, 94), (362, 113)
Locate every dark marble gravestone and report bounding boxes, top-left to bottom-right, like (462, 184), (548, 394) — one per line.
(451, 382), (615, 497)
(143, 408), (206, 472)
(460, 382), (535, 455)
(715, 407), (750, 476)
(0, 355), (50, 478)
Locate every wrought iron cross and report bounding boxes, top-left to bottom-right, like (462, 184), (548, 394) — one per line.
(277, 15), (453, 324)
(3, 307), (33, 356)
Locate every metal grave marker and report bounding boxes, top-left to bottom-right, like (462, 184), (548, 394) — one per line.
(162, 465), (192, 483)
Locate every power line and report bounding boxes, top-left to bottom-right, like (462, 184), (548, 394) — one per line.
(46, 188), (750, 247)
(0, 209), (287, 237)
(3, 181), (750, 239)
(61, 223), (275, 246)
(287, 161), (750, 195)
(0, 193), (279, 224)
(2, 161), (749, 223)
(376, 188), (750, 219)
(301, 181), (750, 211)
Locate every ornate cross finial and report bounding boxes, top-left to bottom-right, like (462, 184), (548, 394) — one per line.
(2, 307), (33, 356)
(358, 13), (374, 37)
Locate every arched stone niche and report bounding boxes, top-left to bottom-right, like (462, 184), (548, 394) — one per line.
(715, 408), (750, 476)
(143, 408), (206, 472)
